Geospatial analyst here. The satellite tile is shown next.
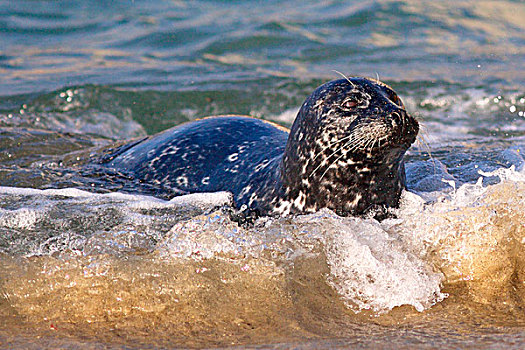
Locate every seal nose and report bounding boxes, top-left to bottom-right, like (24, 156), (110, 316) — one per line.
(396, 110), (419, 144)
(388, 109), (418, 143)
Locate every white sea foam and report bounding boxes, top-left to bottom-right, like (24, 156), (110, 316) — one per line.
(160, 211), (248, 260)
(0, 207), (45, 230)
(0, 186), (231, 207)
(299, 211), (446, 313)
(405, 88), (525, 147)
(0, 186), (233, 257)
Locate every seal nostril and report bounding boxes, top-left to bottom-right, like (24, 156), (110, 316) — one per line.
(390, 111), (402, 127)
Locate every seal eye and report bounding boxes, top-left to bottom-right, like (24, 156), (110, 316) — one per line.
(341, 98), (358, 110)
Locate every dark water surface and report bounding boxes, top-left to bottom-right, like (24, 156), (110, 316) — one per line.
(0, 0), (525, 348)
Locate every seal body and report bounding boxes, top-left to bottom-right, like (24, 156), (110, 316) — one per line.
(104, 77), (419, 217)
(106, 116), (288, 212)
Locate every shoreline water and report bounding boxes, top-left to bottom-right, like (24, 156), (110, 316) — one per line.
(1, 0), (524, 348)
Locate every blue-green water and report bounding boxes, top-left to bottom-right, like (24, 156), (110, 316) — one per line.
(0, 0), (524, 349)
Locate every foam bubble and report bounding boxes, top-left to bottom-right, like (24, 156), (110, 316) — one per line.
(0, 207), (44, 230)
(159, 211), (248, 260)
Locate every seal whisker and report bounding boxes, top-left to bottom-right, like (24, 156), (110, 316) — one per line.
(332, 70), (356, 88)
(319, 132), (374, 181)
(310, 128), (371, 178)
(343, 136), (366, 153)
(311, 133), (357, 162)
(416, 127), (433, 157)
(364, 138), (375, 153)
(319, 151), (347, 181)
(310, 139), (356, 178)
(311, 127), (371, 169)
(370, 138), (378, 152)
(347, 128), (374, 151)
(345, 133), (370, 152)
(415, 130), (438, 174)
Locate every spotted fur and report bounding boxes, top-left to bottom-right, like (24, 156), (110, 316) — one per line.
(104, 77), (419, 217)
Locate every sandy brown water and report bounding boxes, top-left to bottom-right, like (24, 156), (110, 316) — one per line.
(0, 179), (524, 348)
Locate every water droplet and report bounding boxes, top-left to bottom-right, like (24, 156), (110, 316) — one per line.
(509, 106), (516, 113)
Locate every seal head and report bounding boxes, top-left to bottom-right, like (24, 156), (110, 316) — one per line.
(104, 77), (418, 218)
(275, 77), (418, 216)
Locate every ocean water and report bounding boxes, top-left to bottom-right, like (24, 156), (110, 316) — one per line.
(0, 0), (524, 348)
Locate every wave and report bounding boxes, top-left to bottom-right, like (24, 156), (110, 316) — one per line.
(1, 162), (523, 316)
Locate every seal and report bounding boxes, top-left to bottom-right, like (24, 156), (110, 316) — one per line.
(103, 77), (419, 217)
